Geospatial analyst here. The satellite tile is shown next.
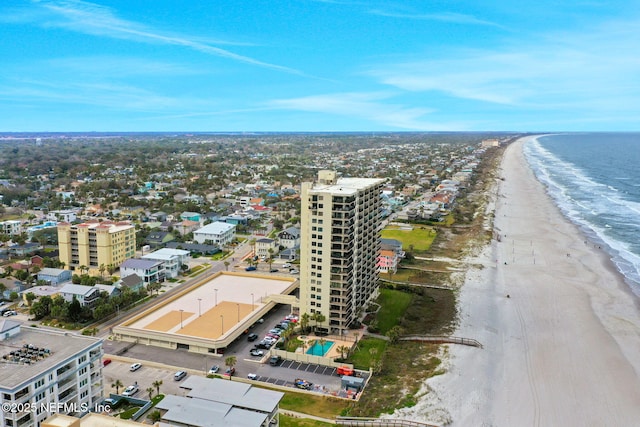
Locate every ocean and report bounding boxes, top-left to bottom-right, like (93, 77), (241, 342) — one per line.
(523, 133), (640, 296)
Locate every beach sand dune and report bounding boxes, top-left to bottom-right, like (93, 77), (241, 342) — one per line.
(387, 137), (640, 426)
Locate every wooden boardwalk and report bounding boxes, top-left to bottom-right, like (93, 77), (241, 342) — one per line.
(336, 417), (439, 427)
(400, 335), (483, 349)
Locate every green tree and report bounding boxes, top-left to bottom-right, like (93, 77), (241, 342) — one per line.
(387, 325), (403, 344)
(152, 380), (163, 395)
(99, 264), (106, 278)
(146, 387), (154, 399)
(68, 297), (82, 322)
(224, 356), (237, 379)
(25, 292), (36, 307)
(336, 345), (350, 360)
(148, 410), (162, 423)
(112, 379), (123, 394)
(300, 313), (310, 334)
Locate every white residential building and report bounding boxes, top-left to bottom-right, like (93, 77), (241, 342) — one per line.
(193, 221), (236, 246)
(119, 258), (164, 284)
(300, 170), (385, 333)
(0, 321), (104, 427)
(58, 284), (101, 308)
(141, 248), (190, 279)
(0, 220), (22, 236)
(47, 210), (77, 223)
(255, 238), (278, 259)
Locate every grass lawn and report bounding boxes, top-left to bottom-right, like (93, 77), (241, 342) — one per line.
(280, 415), (334, 427)
(381, 226), (436, 252)
(280, 392), (348, 419)
(375, 289), (412, 334)
(347, 337), (387, 370)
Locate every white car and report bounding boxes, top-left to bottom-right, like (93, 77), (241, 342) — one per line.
(122, 385), (139, 396)
(208, 365), (219, 375)
(247, 373), (258, 380)
(129, 363), (142, 372)
(282, 263), (292, 268)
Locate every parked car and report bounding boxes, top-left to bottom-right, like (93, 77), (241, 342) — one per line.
(129, 363), (142, 372)
(247, 333), (259, 342)
(208, 365), (220, 375)
(250, 349), (264, 357)
(122, 385), (139, 396)
(245, 266), (257, 271)
(294, 378), (312, 389)
(256, 341), (272, 350)
(269, 355), (282, 366)
(289, 269), (299, 274)
(247, 373), (258, 380)
(269, 268), (278, 273)
(103, 358), (112, 367)
(283, 263), (292, 268)
(174, 371), (187, 381)
(2, 310), (17, 317)
(224, 367), (236, 376)
(102, 398), (117, 408)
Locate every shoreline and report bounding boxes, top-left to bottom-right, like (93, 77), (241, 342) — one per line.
(388, 136), (640, 426)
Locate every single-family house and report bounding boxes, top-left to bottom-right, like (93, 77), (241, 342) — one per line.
(142, 248), (190, 279)
(278, 227), (301, 249)
(58, 283), (101, 308)
(37, 268), (72, 286)
(193, 222), (236, 246)
(144, 231), (176, 248)
(120, 259), (164, 284)
(116, 273), (145, 293)
(255, 238), (278, 259)
(174, 220), (200, 236)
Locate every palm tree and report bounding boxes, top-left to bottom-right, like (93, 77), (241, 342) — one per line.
(314, 312), (326, 333)
(112, 379), (123, 394)
(146, 387), (154, 399)
(300, 313), (310, 334)
(318, 337), (327, 353)
(99, 264), (106, 278)
(224, 261), (230, 271)
(148, 410), (162, 423)
(336, 345), (350, 360)
(225, 356), (237, 380)
(152, 379), (163, 395)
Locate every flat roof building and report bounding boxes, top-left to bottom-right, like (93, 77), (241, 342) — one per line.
(57, 221), (136, 276)
(155, 376), (284, 426)
(300, 170), (385, 332)
(0, 321), (104, 427)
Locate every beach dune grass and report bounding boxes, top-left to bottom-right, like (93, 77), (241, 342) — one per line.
(280, 392), (348, 419)
(348, 337), (387, 370)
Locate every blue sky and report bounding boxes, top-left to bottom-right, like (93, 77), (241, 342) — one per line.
(1, 0), (638, 132)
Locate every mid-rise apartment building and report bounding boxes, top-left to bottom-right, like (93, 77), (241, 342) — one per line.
(0, 220), (22, 236)
(0, 320), (104, 427)
(300, 170), (385, 333)
(57, 221), (136, 274)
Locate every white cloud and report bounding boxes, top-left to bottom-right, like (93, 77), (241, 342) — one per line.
(369, 9), (505, 28)
(368, 18), (640, 115)
(266, 92), (465, 130)
(20, 0), (304, 75)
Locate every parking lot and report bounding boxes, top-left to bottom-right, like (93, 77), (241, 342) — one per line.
(103, 360), (193, 399)
(103, 302), (358, 396)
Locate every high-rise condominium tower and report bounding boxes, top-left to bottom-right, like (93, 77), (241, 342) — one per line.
(299, 170), (385, 333)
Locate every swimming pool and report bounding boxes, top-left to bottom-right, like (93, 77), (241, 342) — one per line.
(306, 340), (334, 356)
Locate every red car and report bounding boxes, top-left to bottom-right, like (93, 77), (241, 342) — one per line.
(103, 358), (112, 366)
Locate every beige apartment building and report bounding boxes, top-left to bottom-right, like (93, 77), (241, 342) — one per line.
(57, 221), (136, 274)
(300, 170), (385, 333)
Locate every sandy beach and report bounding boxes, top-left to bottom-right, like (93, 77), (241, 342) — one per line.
(389, 136), (640, 426)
